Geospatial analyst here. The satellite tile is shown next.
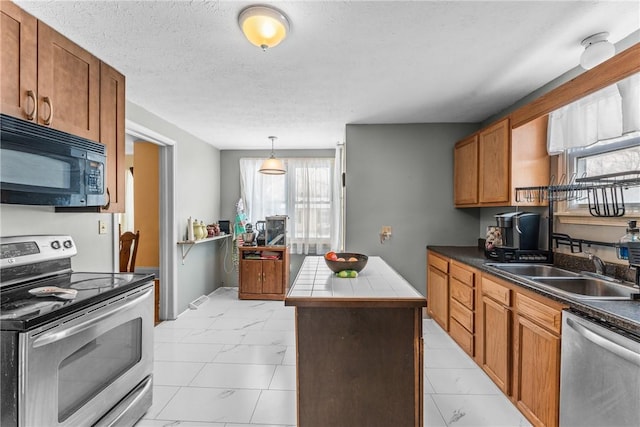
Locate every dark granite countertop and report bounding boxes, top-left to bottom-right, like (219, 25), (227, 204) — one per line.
(427, 245), (640, 335)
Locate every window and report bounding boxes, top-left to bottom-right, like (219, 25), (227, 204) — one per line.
(565, 132), (640, 212)
(240, 157), (338, 254)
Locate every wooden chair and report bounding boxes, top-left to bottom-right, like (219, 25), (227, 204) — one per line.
(119, 230), (140, 272)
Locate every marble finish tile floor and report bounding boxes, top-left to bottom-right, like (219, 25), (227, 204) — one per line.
(135, 287), (531, 427)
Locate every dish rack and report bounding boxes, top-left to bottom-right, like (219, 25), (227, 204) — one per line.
(515, 170), (640, 217)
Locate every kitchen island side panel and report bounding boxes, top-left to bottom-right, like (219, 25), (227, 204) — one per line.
(295, 306), (423, 427)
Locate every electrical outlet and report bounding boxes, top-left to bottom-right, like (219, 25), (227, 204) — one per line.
(98, 220), (107, 235)
(380, 226), (392, 244)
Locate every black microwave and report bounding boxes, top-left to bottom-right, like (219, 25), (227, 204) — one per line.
(0, 114), (106, 207)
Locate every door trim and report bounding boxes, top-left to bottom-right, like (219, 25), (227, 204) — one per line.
(125, 120), (178, 320)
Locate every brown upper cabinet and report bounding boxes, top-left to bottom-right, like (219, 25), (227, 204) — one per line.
(478, 118), (511, 205)
(99, 62), (126, 213)
(454, 117), (547, 207)
(1, 1), (37, 120)
(1, 2), (100, 140)
(453, 135), (479, 205)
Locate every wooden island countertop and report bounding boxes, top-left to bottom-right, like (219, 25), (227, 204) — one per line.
(285, 256), (426, 427)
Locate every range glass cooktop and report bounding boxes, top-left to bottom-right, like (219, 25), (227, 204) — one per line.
(0, 271), (151, 331)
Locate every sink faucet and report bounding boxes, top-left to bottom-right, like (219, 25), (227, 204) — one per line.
(587, 253), (606, 275)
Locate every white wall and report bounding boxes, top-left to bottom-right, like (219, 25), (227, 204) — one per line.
(0, 205), (115, 271)
(126, 102), (222, 313)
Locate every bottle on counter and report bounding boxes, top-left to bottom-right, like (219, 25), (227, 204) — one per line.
(617, 220), (639, 260)
(187, 216), (195, 241)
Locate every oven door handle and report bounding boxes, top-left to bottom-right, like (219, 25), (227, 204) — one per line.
(32, 287), (153, 348)
(566, 317), (640, 367)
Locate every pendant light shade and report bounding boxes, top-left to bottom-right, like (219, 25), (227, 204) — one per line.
(580, 32), (615, 70)
(238, 5), (290, 51)
(259, 136), (286, 175)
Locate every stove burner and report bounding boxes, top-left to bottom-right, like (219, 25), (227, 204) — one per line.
(70, 276), (128, 290)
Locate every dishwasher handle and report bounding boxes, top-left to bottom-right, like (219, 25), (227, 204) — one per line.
(566, 316), (640, 367)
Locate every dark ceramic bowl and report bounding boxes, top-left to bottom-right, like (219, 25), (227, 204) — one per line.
(324, 253), (368, 273)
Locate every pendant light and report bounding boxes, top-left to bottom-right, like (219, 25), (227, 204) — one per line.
(259, 136), (286, 175)
(238, 5), (290, 51)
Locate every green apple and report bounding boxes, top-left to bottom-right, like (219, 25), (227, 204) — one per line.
(337, 270), (349, 278)
(349, 270), (358, 278)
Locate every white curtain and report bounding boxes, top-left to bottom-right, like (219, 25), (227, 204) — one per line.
(240, 157), (337, 255)
(617, 73), (640, 134)
(332, 143), (344, 251)
(547, 84), (623, 155)
(239, 158), (286, 223)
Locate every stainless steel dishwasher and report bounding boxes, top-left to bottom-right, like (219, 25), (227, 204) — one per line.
(560, 310), (640, 427)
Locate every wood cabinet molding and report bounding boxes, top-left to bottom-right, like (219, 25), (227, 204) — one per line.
(512, 42), (640, 128)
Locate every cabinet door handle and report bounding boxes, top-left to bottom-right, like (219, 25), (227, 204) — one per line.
(42, 96), (53, 125)
(25, 90), (37, 120)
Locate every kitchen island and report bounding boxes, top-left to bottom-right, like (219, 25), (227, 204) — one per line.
(284, 256), (426, 427)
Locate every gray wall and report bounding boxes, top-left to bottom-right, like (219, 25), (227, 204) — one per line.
(345, 123), (481, 296)
(220, 149), (335, 287)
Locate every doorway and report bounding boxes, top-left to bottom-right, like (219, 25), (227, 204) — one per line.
(123, 121), (178, 321)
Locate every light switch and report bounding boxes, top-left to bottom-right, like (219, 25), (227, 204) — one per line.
(98, 220), (107, 234)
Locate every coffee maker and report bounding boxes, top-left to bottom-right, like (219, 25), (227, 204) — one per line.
(486, 212), (549, 262)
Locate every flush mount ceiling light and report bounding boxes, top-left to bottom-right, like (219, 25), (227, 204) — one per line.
(259, 136), (286, 175)
(580, 32), (615, 70)
(238, 5), (290, 51)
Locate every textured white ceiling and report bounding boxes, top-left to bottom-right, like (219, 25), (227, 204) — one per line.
(14, 1), (640, 150)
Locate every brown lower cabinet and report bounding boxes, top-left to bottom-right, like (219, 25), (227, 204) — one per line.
(238, 246), (289, 300)
(426, 251), (566, 427)
(477, 273), (565, 427)
(426, 251), (449, 330)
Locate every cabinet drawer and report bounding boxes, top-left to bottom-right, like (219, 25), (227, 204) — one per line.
(450, 278), (474, 309)
(481, 276), (511, 306)
(449, 319), (474, 356)
(516, 293), (562, 334)
(428, 252), (449, 273)
(450, 298), (473, 332)
(450, 262), (474, 286)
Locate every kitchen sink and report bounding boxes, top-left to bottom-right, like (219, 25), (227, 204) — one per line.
(486, 263), (580, 278)
(486, 263), (639, 300)
(531, 277), (638, 300)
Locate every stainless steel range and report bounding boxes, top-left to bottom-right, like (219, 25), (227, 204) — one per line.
(0, 235), (154, 427)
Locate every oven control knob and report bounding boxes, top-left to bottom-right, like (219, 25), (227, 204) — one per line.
(51, 240), (61, 250)
(63, 240), (73, 249)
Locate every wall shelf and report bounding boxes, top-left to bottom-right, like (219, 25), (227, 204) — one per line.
(177, 233), (231, 263)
